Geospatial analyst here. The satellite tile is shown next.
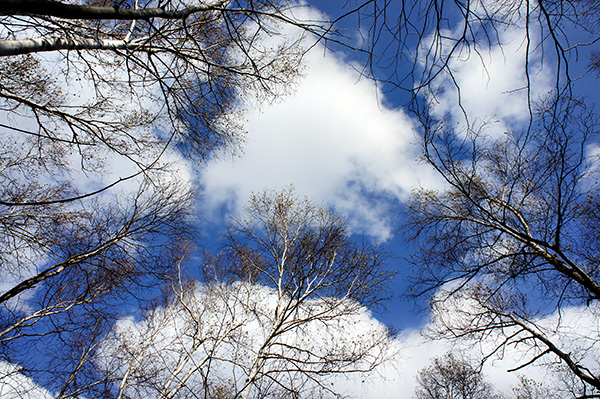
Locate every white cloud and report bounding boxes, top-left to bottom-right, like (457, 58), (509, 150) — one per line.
(400, 283), (600, 398)
(99, 281), (395, 399)
(198, 0), (557, 241)
(97, 281), (600, 399)
(425, 2), (552, 137)
(5, 280), (592, 399)
(200, 47), (439, 241)
(0, 362), (53, 399)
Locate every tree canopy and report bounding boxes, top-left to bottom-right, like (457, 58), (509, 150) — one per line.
(2, 0), (600, 397)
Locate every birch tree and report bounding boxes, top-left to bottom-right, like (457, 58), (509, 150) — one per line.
(0, 0), (324, 184)
(98, 189), (393, 399)
(415, 353), (500, 399)
(222, 189), (392, 398)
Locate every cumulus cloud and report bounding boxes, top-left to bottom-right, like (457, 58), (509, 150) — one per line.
(5, 280), (594, 399)
(0, 362), (53, 399)
(364, 302), (600, 399)
(199, 46), (440, 240)
(400, 282), (600, 398)
(425, 1), (552, 137)
(95, 279), (600, 399)
(98, 281), (394, 399)
(198, 0), (558, 241)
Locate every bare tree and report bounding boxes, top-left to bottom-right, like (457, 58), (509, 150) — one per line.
(222, 188), (393, 399)
(415, 353), (500, 399)
(97, 188), (394, 399)
(405, 93), (600, 397)
(0, 179), (197, 397)
(510, 376), (562, 399)
(0, 0), (331, 196)
(318, 0), (600, 396)
(305, 1), (600, 397)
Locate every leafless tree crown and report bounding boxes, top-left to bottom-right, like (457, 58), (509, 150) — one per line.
(0, 1), (344, 397)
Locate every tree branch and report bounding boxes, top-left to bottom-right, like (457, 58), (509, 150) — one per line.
(0, 0), (228, 20)
(0, 37), (155, 56)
